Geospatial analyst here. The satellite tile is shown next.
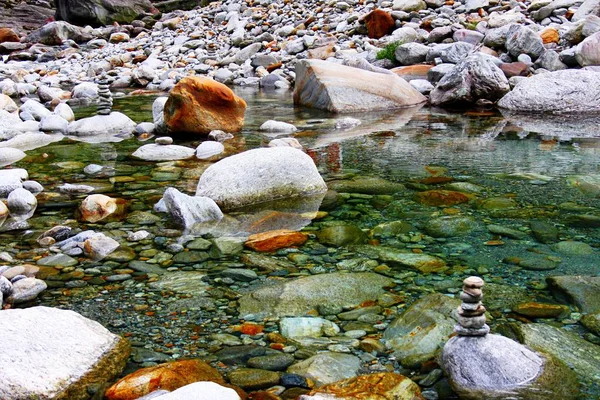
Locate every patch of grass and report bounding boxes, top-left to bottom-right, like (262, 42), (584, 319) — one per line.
(376, 41), (404, 62)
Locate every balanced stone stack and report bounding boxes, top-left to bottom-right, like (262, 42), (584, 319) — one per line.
(442, 276), (579, 399)
(97, 74), (112, 115)
(455, 276), (489, 336)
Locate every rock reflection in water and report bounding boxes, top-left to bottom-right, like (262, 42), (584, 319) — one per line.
(187, 193), (325, 238)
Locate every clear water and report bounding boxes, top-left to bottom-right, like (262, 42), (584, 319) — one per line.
(3, 88), (600, 398)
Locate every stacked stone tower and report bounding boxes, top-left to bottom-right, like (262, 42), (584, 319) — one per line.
(455, 276), (489, 336)
(97, 73), (112, 115)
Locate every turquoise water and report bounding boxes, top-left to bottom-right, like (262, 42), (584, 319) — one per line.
(3, 88), (600, 398)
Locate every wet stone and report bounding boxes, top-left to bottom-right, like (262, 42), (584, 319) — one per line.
(221, 268), (258, 282)
(519, 256), (559, 271)
(247, 353), (295, 371)
(128, 260), (166, 274)
(172, 251), (209, 264)
(228, 368), (280, 391)
(216, 345), (276, 366)
(530, 220), (559, 243)
(37, 254), (78, 267)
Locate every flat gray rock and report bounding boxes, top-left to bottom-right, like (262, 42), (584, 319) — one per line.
(498, 70), (600, 113)
(68, 112), (136, 137)
(132, 143), (196, 161)
(239, 272), (393, 318)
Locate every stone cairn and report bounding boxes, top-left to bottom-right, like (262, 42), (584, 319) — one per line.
(455, 276), (490, 336)
(97, 73), (113, 115)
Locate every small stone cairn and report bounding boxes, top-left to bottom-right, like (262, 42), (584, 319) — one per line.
(455, 276), (490, 336)
(440, 276), (576, 398)
(97, 74), (113, 115)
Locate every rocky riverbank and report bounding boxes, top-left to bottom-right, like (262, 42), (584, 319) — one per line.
(1, 0), (600, 399)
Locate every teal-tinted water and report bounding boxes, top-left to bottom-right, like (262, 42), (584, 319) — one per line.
(3, 89), (600, 398)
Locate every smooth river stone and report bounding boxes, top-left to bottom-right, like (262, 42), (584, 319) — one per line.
(196, 141), (225, 159)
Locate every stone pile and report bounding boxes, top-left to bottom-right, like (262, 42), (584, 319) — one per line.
(455, 276), (490, 336)
(0, 265), (47, 308)
(97, 74), (113, 116)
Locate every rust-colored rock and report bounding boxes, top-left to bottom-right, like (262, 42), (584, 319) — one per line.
(539, 27), (559, 44)
(105, 359), (244, 400)
(307, 372), (424, 400)
(0, 28), (20, 43)
(391, 64), (434, 81)
(245, 229), (308, 252)
(512, 302), (569, 318)
(414, 190), (470, 207)
(364, 9), (395, 39)
(164, 76), (247, 135)
(500, 62), (529, 78)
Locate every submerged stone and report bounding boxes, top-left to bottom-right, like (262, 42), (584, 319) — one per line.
(355, 245), (447, 274)
(384, 293), (459, 367)
(302, 372), (424, 400)
(287, 352), (362, 387)
(238, 272), (393, 318)
(547, 275), (600, 313)
(317, 225), (368, 246)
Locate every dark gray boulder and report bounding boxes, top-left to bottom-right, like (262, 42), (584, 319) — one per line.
(505, 24), (545, 61)
(23, 21), (94, 45)
(55, 0), (156, 27)
(430, 52), (510, 107)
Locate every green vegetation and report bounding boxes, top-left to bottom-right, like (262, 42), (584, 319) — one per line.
(376, 41), (403, 62)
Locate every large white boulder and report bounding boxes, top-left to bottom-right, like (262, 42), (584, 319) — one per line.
(498, 70), (600, 113)
(196, 147), (327, 210)
(67, 112), (136, 136)
(0, 306), (130, 400)
(293, 59), (426, 113)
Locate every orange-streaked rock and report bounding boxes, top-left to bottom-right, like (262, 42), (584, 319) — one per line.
(79, 194), (117, 223)
(391, 64), (434, 81)
(539, 27), (559, 44)
(0, 28), (20, 43)
(245, 229), (308, 252)
(164, 76), (247, 135)
(364, 9), (395, 39)
(512, 302), (569, 318)
(307, 372), (425, 400)
(414, 190), (470, 207)
(105, 359), (248, 400)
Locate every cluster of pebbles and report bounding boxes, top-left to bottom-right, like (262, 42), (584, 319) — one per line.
(0, 265), (47, 308)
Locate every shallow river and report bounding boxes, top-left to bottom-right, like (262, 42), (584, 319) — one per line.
(3, 88), (600, 398)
